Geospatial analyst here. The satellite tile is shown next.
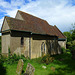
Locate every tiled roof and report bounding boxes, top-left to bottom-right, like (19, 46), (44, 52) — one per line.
(3, 10), (66, 39)
(53, 25), (66, 39)
(18, 10), (66, 39)
(5, 16), (54, 36)
(18, 10), (56, 36)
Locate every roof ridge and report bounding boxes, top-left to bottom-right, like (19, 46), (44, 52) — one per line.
(18, 10), (47, 22)
(5, 16), (25, 22)
(48, 25), (57, 36)
(5, 16), (26, 30)
(2, 11), (66, 38)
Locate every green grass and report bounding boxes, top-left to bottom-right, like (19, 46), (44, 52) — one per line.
(4, 64), (17, 75)
(1, 52), (75, 75)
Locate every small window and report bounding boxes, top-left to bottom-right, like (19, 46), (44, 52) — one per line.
(21, 37), (24, 46)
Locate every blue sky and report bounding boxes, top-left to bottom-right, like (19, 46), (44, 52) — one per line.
(0, 0), (75, 33)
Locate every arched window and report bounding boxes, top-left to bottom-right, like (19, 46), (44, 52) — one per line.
(44, 44), (45, 52)
(41, 42), (44, 52)
(21, 37), (24, 46)
(41, 42), (45, 55)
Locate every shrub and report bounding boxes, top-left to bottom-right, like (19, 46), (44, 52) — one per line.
(41, 54), (54, 65)
(42, 55), (47, 63)
(0, 61), (6, 75)
(6, 54), (27, 64)
(70, 45), (75, 50)
(21, 55), (28, 61)
(66, 49), (70, 52)
(61, 47), (66, 53)
(0, 36), (1, 53)
(8, 48), (11, 58)
(67, 40), (75, 50)
(0, 53), (27, 64)
(0, 48), (27, 64)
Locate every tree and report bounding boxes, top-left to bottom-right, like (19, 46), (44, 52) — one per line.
(70, 23), (75, 33)
(70, 23), (75, 41)
(0, 36), (1, 53)
(72, 33), (75, 40)
(63, 32), (72, 42)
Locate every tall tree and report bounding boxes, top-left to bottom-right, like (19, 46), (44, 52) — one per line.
(71, 23), (75, 41)
(63, 32), (72, 42)
(0, 36), (1, 53)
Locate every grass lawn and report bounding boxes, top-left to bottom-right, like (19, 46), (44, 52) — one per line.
(1, 52), (75, 75)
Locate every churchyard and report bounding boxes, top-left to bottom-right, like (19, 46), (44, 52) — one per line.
(0, 51), (75, 75)
(0, 36), (75, 75)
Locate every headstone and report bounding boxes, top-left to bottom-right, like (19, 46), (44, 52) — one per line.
(16, 59), (24, 75)
(24, 63), (35, 75)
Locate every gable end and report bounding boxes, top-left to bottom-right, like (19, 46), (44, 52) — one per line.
(15, 10), (24, 20)
(1, 17), (10, 33)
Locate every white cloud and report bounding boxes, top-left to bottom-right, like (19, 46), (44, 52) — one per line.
(5, 9), (18, 17)
(0, 0), (11, 8)
(0, 0), (75, 32)
(0, 17), (4, 30)
(11, 0), (25, 7)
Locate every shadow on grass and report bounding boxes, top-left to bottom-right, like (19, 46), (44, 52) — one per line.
(21, 70), (25, 75)
(0, 62), (6, 75)
(49, 53), (75, 75)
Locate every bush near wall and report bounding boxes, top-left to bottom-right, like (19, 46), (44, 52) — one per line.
(41, 54), (55, 65)
(0, 53), (27, 64)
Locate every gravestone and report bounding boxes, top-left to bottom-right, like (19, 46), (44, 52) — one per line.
(24, 63), (35, 75)
(16, 59), (24, 75)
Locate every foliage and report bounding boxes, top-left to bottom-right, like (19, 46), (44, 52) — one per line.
(1, 52), (75, 75)
(63, 32), (72, 42)
(67, 40), (75, 50)
(8, 54), (27, 64)
(0, 47), (27, 64)
(72, 33), (75, 40)
(0, 53), (27, 65)
(70, 23), (75, 33)
(0, 36), (1, 53)
(0, 61), (6, 75)
(41, 54), (54, 65)
(63, 24), (75, 50)
(0, 36), (1, 40)
(8, 48), (11, 58)
(70, 45), (75, 51)
(70, 23), (75, 41)
(61, 47), (66, 53)
(66, 49), (70, 52)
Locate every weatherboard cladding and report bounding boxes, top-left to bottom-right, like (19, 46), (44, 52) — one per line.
(3, 10), (66, 39)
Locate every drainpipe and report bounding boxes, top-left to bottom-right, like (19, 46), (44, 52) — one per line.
(29, 33), (32, 59)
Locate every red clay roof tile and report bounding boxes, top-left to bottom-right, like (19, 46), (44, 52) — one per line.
(3, 10), (66, 39)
